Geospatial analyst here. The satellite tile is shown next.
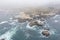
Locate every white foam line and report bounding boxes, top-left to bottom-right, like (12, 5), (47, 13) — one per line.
(9, 22), (16, 25)
(0, 21), (8, 24)
(53, 15), (59, 19)
(9, 18), (13, 20)
(0, 26), (18, 40)
(45, 20), (50, 27)
(13, 20), (18, 22)
(26, 23), (36, 30)
(54, 20), (58, 23)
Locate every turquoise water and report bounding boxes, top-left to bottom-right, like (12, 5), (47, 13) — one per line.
(0, 13), (60, 40)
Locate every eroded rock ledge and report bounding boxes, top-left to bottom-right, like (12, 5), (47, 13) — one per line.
(14, 7), (57, 24)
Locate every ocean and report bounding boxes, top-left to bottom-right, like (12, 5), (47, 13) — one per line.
(0, 12), (60, 40)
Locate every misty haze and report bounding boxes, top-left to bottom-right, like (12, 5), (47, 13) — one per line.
(0, 0), (60, 40)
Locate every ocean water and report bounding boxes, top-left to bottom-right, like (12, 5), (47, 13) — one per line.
(0, 13), (60, 40)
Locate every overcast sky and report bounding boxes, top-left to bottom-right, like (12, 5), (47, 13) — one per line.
(0, 0), (60, 9)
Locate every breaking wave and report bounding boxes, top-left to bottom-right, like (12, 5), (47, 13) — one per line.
(0, 15), (59, 40)
(0, 26), (18, 40)
(0, 18), (19, 40)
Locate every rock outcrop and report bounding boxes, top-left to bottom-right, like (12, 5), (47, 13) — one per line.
(29, 20), (45, 27)
(42, 30), (50, 37)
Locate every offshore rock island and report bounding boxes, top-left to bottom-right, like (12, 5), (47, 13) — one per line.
(13, 7), (58, 37)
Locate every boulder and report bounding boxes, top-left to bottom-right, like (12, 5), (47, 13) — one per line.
(29, 20), (44, 27)
(42, 30), (50, 37)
